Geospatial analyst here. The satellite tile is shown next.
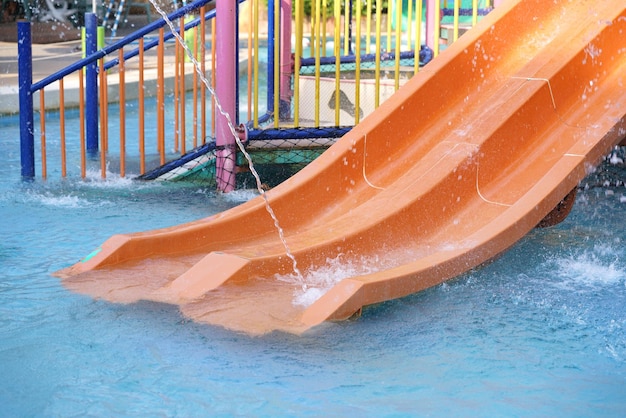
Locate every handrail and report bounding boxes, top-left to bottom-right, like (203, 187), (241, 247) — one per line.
(18, 0), (498, 184)
(30, 0), (234, 93)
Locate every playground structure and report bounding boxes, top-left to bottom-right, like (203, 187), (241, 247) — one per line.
(17, 0), (500, 190)
(52, 0), (625, 334)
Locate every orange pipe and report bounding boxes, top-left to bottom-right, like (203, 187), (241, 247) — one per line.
(158, 28), (165, 165)
(101, 62), (109, 153)
(99, 58), (107, 178)
(179, 18), (186, 155)
(174, 31), (180, 152)
(211, 20), (216, 137)
(139, 37), (146, 175)
(200, 6), (207, 144)
(118, 48), (126, 178)
(59, 78), (67, 178)
(39, 89), (47, 179)
(193, 27), (199, 149)
(78, 71), (86, 179)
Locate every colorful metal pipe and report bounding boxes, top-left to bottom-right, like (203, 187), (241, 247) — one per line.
(215, 0), (238, 192)
(85, 13), (99, 155)
(17, 21), (34, 178)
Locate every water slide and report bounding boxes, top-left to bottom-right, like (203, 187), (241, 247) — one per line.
(56, 0), (626, 335)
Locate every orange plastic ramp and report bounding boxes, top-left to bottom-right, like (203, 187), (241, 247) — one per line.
(56, 0), (626, 335)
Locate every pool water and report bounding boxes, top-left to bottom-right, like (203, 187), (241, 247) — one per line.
(1, 112), (625, 415)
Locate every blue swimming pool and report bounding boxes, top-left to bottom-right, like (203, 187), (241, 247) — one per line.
(1, 111), (625, 415)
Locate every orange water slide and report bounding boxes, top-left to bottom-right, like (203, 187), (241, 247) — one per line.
(56, 0), (626, 335)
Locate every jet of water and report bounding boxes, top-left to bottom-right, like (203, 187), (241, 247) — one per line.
(149, 2), (306, 289)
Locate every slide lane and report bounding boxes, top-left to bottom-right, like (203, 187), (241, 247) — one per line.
(56, 0), (626, 334)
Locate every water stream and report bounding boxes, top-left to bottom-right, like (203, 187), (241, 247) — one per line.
(149, 3), (306, 288)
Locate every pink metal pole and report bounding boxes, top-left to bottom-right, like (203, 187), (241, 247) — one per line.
(425, 0), (435, 50)
(279, 0), (293, 118)
(216, 0), (237, 192)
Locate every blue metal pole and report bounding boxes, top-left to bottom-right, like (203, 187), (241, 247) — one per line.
(85, 13), (99, 155)
(18, 20), (34, 179)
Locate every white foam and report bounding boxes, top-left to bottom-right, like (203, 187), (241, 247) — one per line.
(549, 245), (625, 291)
(220, 189), (259, 203)
(277, 254), (387, 308)
(81, 169), (143, 189)
(34, 192), (86, 208)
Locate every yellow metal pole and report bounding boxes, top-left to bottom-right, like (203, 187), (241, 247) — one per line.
(394, 0), (401, 90)
(472, 0), (478, 26)
(294, 0), (302, 126)
(386, 0), (392, 52)
(314, 0), (321, 125)
(309, 0), (314, 59)
(321, 0), (326, 57)
(453, 0), (460, 42)
(415, 0), (422, 74)
(365, 0), (372, 54)
(253, 0), (259, 127)
(273, 0), (280, 127)
(343, 0), (350, 56)
(407, 0), (413, 51)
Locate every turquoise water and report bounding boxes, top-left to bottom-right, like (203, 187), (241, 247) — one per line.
(1, 111), (626, 415)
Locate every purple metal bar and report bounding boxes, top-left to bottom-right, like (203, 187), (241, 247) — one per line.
(85, 13), (99, 155)
(267, 0), (276, 115)
(279, 0), (292, 119)
(215, 0), (237, 192)
(18, 20), (34, 178)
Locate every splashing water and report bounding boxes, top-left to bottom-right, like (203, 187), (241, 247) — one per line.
(548, 244), (625, 291)
(149, 3), (306, 288)
(277, 253), (388, 307)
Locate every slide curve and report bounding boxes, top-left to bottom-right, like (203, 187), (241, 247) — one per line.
(56, 0), (626, 335)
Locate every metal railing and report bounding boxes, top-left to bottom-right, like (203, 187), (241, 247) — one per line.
(18, 0), (497, 186)
(19, 0), (217, 179)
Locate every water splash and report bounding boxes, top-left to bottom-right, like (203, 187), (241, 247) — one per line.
(276, 253), (388, 307)
(148, 3), (306, 288)
(548, 244), (625, 291)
